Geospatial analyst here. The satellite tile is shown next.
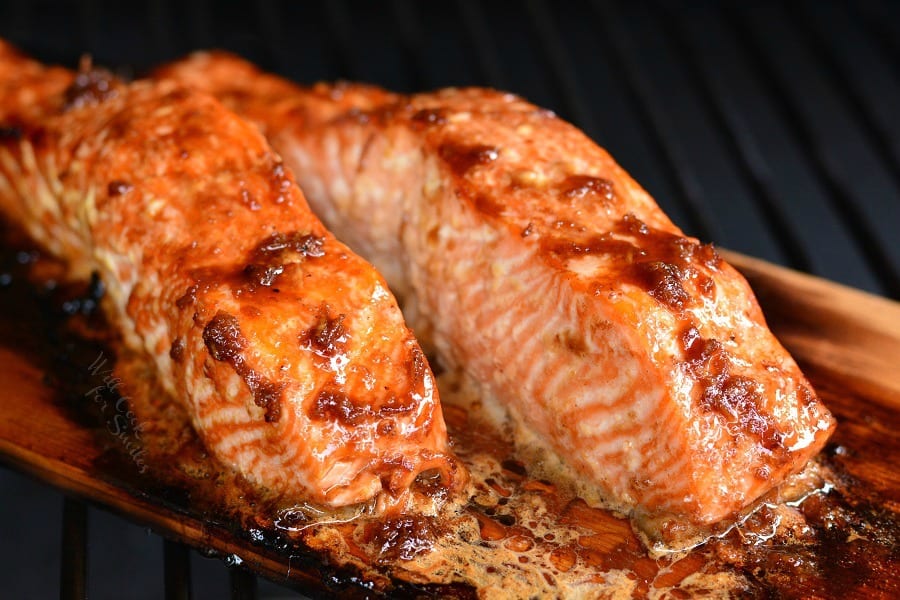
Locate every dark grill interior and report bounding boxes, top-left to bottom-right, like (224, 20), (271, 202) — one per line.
(1, 0), (898, 597)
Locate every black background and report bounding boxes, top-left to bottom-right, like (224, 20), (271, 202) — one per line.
(1, 0), (898, 597)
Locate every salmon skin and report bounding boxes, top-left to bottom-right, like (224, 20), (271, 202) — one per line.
(0, 41), (462, 511)
(158, 52), (836, 546)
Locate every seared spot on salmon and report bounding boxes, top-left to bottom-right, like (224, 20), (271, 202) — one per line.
(410, 107), (447, 128)
(474, 193), (505, 218)
(242, 262), (284, 288)
(203, 311), (246, 361)
(632, 261), (690, 311)
(175, 283), (200, 309)
(438, 143), (499, 176)
(63, 65), (118, 111)
(169, 337), (185, 363)
(310, 387), (416, 427)
(679, 325), (784, 453)
(310, 389), (367, 425)
(203, 311), (284, 422)
(556, 329), (589, 356)
(107, 180), (133, 196)
(559, 174), (614, 204)
(544, 216), (722, 311)
(247, 379), (286, 424)
(243, 231), (325, 289)
(299, 307), (347, 358)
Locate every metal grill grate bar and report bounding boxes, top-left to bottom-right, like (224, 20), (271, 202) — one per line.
(785, 1), (900, 191)
(321, 0), (361, 80)
(60, 498), (87, 600)
(230, 567), (258, 600)
(523, 0), (597, 136)
(164, 539), (192, 600)
(847, 0), (900, 79)
(722, 2), (900, 299)
(388, 0), (429, 89)
(588, 0), (719, 241)
(77, 0), (100, 56)
(186, 0), (214, 49)
(148, 0), (174, 60)
(655, 1), (813, 272)
(455, 0), (508, 89)
(6, 2), (32, 44)
(255, 0), (287, 73)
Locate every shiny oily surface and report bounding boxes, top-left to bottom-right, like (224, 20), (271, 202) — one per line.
(0, 237), (897, 598)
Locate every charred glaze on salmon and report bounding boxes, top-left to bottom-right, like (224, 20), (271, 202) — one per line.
(157, 52), (836, 545)
(0, 42), (462, 511)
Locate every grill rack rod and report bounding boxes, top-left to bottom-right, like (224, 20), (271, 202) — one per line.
(60, 498), (87, 600)
(589, 0), (720, 242)
(230, 567), (259, 600)
(721, 1), (900, 299)
(322, 0), (362, 81)
(653, 0), (814, 273)
(388, 0), (430, 90)
(524, 0), (598, 138)
(164, 539), (192, 600)
(59, 499), (260, 600)
(785, 1), (900, 189)
(455, 0), (509, 89)
(847, 0), (900, 80)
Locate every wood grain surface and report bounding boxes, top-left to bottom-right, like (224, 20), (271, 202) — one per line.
(0, 250), (897, 598)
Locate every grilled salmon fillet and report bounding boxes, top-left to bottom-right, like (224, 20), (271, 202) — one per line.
(158, 52), (836, 544)
(0, 42), (461, 510)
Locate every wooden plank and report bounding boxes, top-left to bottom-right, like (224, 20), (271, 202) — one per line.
(724, 249), (900, 402)
(0, 349), (334, 596)
(0, 253), (897, 597)
(725, 250), (900, 508)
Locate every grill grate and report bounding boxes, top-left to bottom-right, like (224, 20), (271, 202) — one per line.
(60, 498), (87, 599)
(591, 0), (721, 241)
(164, 540), (192, 600)
(722, 1), (900, 297)
(1, 0), (898, 597)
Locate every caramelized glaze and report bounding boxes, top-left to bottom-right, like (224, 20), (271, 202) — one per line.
(0, 41), (460, 510)
(157, 52), (836, 546)
(0, 239), (897, 597)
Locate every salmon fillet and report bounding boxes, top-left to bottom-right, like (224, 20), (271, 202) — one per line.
(158, 52), (836, 544)
(0, 42), (461, 510)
